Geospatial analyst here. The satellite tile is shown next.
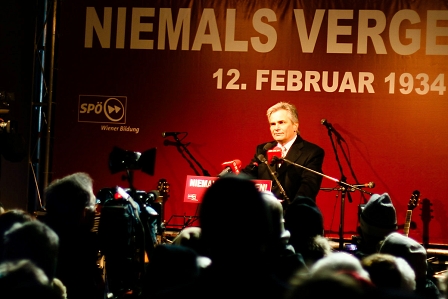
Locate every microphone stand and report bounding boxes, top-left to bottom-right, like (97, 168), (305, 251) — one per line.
(258, 155), (290, 205)
(170, 134), (210, 176)
(279, 157), (372, 250)
(324, 124), (353, 250)
(280, 158), (372, 195)
(326, 124), (369, 204)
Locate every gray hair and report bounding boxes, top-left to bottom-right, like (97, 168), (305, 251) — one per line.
(266, 102), (299, 124)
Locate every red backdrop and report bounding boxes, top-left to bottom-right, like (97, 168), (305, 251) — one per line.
(53, 0), (448, 244)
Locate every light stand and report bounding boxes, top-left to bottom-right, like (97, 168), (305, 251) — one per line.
(163, 133), (208, 238)
(164, 132), (210, 176)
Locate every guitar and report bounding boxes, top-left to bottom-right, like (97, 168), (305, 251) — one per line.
(157, 178), (170, 201)
(420, 198), (433, 248)
(403, 190), (420, 237)
(156, 178), (170, 225)
(155, 178), (170, 244)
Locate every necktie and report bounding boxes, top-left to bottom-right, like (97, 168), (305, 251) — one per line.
(276, 146), (285, 170)
(280, 146), (287, 158)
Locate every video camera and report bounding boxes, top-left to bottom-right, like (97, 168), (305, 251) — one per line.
(95, 146), (158, 299)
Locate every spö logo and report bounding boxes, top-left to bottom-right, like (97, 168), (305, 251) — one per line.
(78, 95), (127, 124)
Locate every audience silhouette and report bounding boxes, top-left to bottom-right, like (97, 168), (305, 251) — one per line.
(353, 193), (398, 259)
(0, 259), (63, 299)
(0, 208), (35, 255)
(41, 172), (103, 299)
(1, 173), (446, 299)
(379, 232), (440, 299)
(361, 252), (416, 293)
(284, 195), (331, 267)
(1, 220), (67, 298)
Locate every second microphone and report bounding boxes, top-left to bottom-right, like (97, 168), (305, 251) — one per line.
(217, 159), (241, 177)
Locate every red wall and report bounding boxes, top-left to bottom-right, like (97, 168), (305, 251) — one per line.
(53, 0), (448, 244)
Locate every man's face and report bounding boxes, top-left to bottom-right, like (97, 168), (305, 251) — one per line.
(269, 109), (298, 145)
(82, 188), (97, 231)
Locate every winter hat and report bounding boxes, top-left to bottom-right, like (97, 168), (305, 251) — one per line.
(379, 232), (428, 280)
(284, 195), (324, 240)
(360, 193), (397, 238)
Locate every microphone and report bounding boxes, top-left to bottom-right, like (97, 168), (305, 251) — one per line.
(245, 161), (259, 172)
(267, 147), (282, 165)
(217, 159), (242, 177)
(321, 119), (332, 129)
(162, 131), (184, 138)
(263, 142), (276, 151)
(351, 182), (375, 188)
(321, 119), (345, 141)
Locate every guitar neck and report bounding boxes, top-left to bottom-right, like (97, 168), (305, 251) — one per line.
(403, 210), (413, 237)
(421, 198), (432, 248)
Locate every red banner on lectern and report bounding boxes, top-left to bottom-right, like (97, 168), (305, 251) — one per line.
(183, 175), (272, 203)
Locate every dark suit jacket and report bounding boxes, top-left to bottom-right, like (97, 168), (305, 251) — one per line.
(241, 135), (325, 203)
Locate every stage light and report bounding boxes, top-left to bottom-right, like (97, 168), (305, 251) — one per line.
(138, 148), (157, 176)
(108, 146), (156, 175)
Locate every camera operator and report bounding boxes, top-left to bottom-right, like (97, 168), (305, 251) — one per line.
(42, 172), (104, 299)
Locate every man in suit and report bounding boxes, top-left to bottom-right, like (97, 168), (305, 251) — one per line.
(241, 102), (325, 205)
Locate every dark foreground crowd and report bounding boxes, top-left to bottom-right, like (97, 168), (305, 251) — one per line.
(0, 172), (446, 299)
